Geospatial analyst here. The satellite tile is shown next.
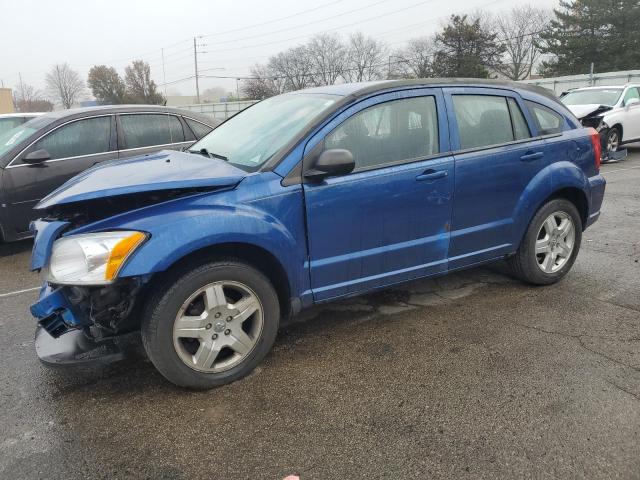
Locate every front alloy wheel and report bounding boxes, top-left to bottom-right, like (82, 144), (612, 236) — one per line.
(606, 128), (620, 154)
(142, 260), (280, 389)
(173, 281), (263, 372)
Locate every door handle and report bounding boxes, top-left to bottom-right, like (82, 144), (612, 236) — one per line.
(520, 151), (544, 161)
(416, 170), (447, 181)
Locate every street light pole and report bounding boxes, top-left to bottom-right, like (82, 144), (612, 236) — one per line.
(193, 37), (200, 103)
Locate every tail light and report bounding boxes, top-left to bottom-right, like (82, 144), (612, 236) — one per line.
(588, 127), (601, 171)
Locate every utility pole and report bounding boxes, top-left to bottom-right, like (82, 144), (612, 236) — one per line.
(193, 37), (200, 103)
(161, 48), (167, 97)
(236, 78), (240, 101)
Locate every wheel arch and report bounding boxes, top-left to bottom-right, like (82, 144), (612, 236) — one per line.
(513, 162), (591, 248)
(142, 241), (294, 319)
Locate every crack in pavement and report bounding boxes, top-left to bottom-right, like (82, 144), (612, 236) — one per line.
(511, 322), (640, 374)
(604, 379), (640, 403)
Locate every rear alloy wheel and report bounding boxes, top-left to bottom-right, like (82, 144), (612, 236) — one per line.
(508, 199), (582, 285)
(142, 260), (280, 389)
(534, 212), (576, 274)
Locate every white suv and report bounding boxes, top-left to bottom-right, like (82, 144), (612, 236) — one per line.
(561, 84), (640, 159)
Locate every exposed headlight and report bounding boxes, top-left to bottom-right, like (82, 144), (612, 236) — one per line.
(48, 231), (147, 285)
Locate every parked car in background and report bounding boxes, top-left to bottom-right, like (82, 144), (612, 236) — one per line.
(0, 112), (44, 135)
(0, 105), (218, 241)
(29, 79), (605, 389)
(561, 84), (640, 158)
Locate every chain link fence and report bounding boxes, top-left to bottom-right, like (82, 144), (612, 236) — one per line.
(178, 100), (258, 120)
(521, 70), (640, 95)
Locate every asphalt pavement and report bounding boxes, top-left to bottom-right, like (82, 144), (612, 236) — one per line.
(1, 150), (639, 480)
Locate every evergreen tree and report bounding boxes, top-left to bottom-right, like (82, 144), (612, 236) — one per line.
(540, 0), (640, 76)
(432, 15), (505, 78)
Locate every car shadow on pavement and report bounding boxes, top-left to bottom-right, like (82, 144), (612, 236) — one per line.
(0, 239), (32, 257)
(38, 262), (516, 396)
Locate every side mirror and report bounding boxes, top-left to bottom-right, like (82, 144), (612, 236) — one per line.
(625, 97), (639, 108)
(23, 149), (50, 164)
(304, 149), (355, 181)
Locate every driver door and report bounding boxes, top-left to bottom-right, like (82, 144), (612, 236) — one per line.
(622, 87), (640, 140)
(302, 89), (454, 301)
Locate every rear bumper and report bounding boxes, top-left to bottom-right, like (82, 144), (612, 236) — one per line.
(585, 174), (606, 229)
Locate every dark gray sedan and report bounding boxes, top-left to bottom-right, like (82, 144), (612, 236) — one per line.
(0, 105), (218, 241)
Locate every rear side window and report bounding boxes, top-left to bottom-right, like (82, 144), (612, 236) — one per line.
(325, 96), (439, 170)
(120, 114), (185, 149)
(452, 95), (516, 149)
(507, 98), (531, 140)
(185, 118), (213, 139)
(32, 116), (112, 160)
(525, 101), (564, 134)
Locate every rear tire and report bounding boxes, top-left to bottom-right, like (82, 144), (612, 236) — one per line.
(141, 259), (280, 389)
(508, 199), (582, 285)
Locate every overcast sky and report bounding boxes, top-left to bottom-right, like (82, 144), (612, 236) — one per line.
(1, 0), (559, 99)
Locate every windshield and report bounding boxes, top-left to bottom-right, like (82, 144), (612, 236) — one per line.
(0, 117), (28, 136)
(0, 115), (56, 158)
(562, 88), (623, 107)
(190, 93), (339, 171)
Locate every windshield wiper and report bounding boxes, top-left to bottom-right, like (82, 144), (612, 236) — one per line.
(187, 148), (228, 161)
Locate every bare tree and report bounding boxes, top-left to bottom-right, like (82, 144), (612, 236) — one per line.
(306, 33), (347, 86)
(269, 46), (315, 91)
(394, 37), (436, 79)
(242, 64), (285, 100)
(492, 6), (551, 80)
(13, 77), (53, 112)
(45, 63), (85, 109)
(124, 60), (165, 104)
(343, 32), (387, 82)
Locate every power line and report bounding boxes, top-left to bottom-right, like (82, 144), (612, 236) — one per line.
(200, 0), (393, 46)
(198, 0), (442, 56)
(200, 0), (345, 38)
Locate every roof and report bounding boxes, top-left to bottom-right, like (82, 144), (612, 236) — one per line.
(0, 112), (45, 118)
(569, 84), (639, 90)
(35, 104), (216, 126)
(291, 78), (559, 102)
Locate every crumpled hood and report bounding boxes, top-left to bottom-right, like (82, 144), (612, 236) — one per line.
(36, 150), (247, 209)
(566, 103), (612, 119)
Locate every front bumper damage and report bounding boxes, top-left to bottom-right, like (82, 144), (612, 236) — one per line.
(575, 110), (628, 163)
(31, 280), (144, 366)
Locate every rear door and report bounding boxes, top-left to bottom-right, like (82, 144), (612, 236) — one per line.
(444, 87), (549, 268)
(4, 115), (116, 235)
(303, 89), (454, 301)
(117, 113), (193, 159)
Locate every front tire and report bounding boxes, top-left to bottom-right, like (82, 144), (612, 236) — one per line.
(508, 199), (582, 285)
(141, 260), (280, 389)
(605, 127), (621, 157)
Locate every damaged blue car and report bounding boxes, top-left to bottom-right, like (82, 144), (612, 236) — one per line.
(30, 79), (606, 389)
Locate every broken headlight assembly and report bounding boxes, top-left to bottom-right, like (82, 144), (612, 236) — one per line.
(580, 115), (608, 132)
(48, 231), (147, 285)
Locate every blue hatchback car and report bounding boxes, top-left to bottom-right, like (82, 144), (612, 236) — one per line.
(29, 79), (606, 388)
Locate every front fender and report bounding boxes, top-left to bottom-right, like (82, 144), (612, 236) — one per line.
(513, 161), (590, 238)
(64, 173), (308, 300)
(120, 202), (300, 277)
